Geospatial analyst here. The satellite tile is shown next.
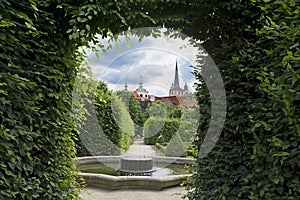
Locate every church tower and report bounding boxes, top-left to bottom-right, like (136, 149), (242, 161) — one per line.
(173, 60), (180, 88)
(134, 75), (149, 98)
(124, 77), (128, 91)
(134, 75), (151, 112)
(169, 60), (185, 96)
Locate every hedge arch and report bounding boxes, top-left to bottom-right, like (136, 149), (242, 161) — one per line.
(1, 1), (299, 200)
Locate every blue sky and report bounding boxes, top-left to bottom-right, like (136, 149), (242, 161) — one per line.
(86, 29), (200, 96)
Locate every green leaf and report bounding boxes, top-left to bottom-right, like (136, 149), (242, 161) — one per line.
(16, 12), (33, 25)
(273, 152), (289, 157)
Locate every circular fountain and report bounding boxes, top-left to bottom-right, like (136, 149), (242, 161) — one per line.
(76, 156), (195, 190)
(119, 157), (156, 176)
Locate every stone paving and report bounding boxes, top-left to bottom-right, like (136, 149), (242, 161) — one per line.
(124, 139), (157, 157)
(80, 186), (187, 200)
(80, 139), (188, 200)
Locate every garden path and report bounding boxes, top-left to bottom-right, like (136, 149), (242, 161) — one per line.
(124, 139), (156, 157)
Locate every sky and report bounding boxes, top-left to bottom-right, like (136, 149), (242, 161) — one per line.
(86, 28), (202, 97)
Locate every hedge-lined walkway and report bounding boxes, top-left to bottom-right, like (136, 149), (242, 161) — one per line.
(124, 139), (156, 157)
(80, 139), (187, 200)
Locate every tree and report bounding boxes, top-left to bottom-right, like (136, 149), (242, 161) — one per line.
(148, 101), (168, 118)
(168, 106), (182, 119)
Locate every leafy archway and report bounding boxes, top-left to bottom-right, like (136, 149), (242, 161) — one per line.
(1, 0), (299, 199)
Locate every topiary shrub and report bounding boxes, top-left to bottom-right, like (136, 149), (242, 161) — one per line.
(144, 117), (165, 145)
(165, 133), (187, 157)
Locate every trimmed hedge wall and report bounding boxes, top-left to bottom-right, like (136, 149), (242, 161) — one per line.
(0, 1), (81, 199)
(144, 117), (180, 145)
(176, 1), (300, 199)
(76, 81), (134, 156)
(0, 1), (154, 199)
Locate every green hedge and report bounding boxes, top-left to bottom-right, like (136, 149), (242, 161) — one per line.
(176, 1), (300, 199)
(0, 1), (81, 199)
(0, 1), (154, 198)
(144, 117), (180, 145)
(111, 95), (134, 150)
(76, 81), (134, 156)
(115, 90), (149, 137)
(178, 108), (199, 143)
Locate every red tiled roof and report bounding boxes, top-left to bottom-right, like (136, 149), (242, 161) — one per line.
(170, 87), (184, 92)
(155, 96), (197, 107)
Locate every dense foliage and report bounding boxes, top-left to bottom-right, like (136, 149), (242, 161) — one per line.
(1, 0), (299, 199)
(144, 117), (180, 145)
(75, 81), (134, 156)
(164, 1), (300, 199)
(144, 104), (199, 157)
(0, 1), (81, 199)
(115, 90), (149, 137)
(0, 0), (156, 199)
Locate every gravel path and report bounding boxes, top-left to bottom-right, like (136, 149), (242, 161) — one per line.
(80, 140), (188, 200)
(124, 139), (157, 157)
(80, 186), (187, 200)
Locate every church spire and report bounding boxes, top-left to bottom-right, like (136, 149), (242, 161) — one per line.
(124, 77), (128, 91)
(184, 81), (188, 91)
(173, 59), (180, 88)
(139, 75), (143, 88)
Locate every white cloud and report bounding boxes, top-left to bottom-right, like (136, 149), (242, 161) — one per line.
(87, 28), (202, 96)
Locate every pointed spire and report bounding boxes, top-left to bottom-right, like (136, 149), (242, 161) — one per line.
(184, 81), (188, 90)
(124, 77), (128, 91)
(139, 75), (143, 88)
(173, 59), (180, 88)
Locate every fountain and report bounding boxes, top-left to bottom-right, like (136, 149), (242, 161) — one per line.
(119, 156), (156, 176)
(76, 137), (195, 190)
(76, 156), (195, 190)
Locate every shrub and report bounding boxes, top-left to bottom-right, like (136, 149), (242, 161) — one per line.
(144, 117), (180, 145)
(165, 133), (187, 157)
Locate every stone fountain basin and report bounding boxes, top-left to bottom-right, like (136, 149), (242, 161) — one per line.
(119, 157), (155, 174)
(76, 156), (195, 190)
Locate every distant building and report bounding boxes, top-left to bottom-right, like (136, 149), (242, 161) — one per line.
(132, 76), (152, 112)
(155, 96), (197, 108)
(169, 60), (191, 97)
(124, 60), (197, 108)
(156, 60), (196, 107)
(133, 75), (151, 102)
